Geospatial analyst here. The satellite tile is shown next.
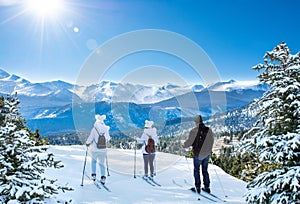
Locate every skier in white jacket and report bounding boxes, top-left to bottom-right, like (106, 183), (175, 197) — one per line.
(86, 114), (110, 184)
(137, 120), (159, 180)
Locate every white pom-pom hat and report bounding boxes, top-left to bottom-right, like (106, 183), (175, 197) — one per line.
(144, 120), (154, 128)
(95, 114), (106, 123)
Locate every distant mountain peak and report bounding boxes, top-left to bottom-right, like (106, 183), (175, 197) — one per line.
(192, 84), (204, 91)
(0, 68), (10, 79)
(8, 74), (21, 81)
(206, 79), (264, 92)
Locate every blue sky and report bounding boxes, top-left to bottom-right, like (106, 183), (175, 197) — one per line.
(0, 0), (299, 86)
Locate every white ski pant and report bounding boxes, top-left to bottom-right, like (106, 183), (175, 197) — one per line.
(90, 151), (106, 177)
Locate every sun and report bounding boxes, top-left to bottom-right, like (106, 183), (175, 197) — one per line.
(25, 0), (65, 18)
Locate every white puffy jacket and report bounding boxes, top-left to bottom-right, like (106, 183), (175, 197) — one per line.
(86, 122), (110, 152)
(137, 127), (159, 154)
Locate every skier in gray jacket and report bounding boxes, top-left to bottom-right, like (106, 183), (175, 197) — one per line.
(182, 115), (214, 194)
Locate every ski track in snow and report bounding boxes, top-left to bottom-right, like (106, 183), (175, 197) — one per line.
(45, 145), (247, 204)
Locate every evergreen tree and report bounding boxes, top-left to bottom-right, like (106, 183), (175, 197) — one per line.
(0, 96), (5, 126)
(0, 95), (48, 146)
(239, 42), (300, 203)
(0, 95), (72, 203)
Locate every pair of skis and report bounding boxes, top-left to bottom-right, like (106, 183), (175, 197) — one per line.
(173, 179), (226, 202)
(94, 179), (111, 192)
(185, 179), (227, 202)
(201, 188), (226, 202)
(190, 187), (218, 202)
(85, 173), (111, 192)
(140, 176), (161, 187)
(185, 179), (226, 202)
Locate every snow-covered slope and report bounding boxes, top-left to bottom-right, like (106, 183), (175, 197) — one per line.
(45, 145), (247, 203)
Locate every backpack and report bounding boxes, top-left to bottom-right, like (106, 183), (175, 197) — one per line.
(192, 125), (209, 156)
(145, 136), (155, 153)
(95, 128), (106, 149)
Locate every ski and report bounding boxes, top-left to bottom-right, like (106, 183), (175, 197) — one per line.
(96, 180), (111, 192)
(172, 179), (183, 187)
(182, 179), (217, 202)
(148, 178), (161, 186)
(93, 180), (102, 190)
(141, 176), (156, 186)
(184, 179), (192, 186)
(185, 179), (226, 202)
(190, 187), (217, 203)
(202, 188), (226, 202)
(84, 174), (102, 190)
(137, 175), (161, 187)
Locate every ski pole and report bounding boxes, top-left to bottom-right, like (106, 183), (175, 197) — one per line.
(106, 152), (110, 176)
(185, 155), (192, 173)
(154, 157), (157, 176)
(134, 138), (137, 178)
(210, 157), (227, 198)
(81, 146), (88, 186)
(185, 155), (199, 193)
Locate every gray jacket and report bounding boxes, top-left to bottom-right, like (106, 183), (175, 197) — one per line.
(183, 126), (214, 159)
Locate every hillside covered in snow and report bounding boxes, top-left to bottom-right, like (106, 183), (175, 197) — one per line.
(45, 145), (247, 203)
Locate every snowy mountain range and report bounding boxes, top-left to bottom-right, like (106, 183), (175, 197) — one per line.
(0, 68), (203, 107)
(0, 68), (267, 136)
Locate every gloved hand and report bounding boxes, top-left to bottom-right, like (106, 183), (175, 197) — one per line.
(86, 143), (90, 147)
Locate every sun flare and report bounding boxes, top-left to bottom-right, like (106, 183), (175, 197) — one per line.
(25, 0), (65, 18)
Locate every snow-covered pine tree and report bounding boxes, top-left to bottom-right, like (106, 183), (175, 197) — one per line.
(0, 95), (48, 146)
(0, 95), (72, 203)
(239, 42), (300, 203)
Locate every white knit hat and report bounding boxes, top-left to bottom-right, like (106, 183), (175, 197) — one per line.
(95, 114), (106, 123)
(144, 120), (154, 128)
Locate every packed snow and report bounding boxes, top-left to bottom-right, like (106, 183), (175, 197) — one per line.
(44, 145), (247, 203)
